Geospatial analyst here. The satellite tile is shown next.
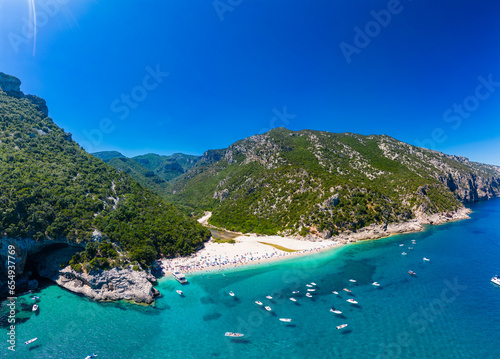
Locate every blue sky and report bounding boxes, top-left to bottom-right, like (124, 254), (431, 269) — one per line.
(1, 0), (499, 164)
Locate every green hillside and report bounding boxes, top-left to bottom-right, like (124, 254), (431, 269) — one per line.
(168, 128), (500, 235)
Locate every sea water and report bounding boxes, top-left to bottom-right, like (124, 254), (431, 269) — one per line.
(1, 198), (499, 358)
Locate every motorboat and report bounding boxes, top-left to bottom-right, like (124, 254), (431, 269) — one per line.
(402, 252), (407, 255)
(84, 355), (98, 359)
(225, 332), (244, 337)
(32, 304), (38, 312)
(310, 282), (317, 286)
(289, 297), (297, 302)
(346, 298), (358, 304)
(255, 300), (263, 305)
(307, 288), (316, 292)
(279, 318), (292, 322)
(408, 270), (416, 276)
(25, 338), (38, 345)
(332, 291), (339, 295)
(31, 296), (39, 301)
(372, 282), (380, 287)
(342, 288), (351, 293)
(336, 324), (348, 330)
(305, 293), (312, 298)
(423, 257), (430, 262)
(399, 244), (404, 246)
(176, 290), (184, 296)
(306, 284), (313, 288)
(330, 308), (342, 314)
(266, 295), (273, 300)
(265, 306), (272, 311)
(229, 291), (235, 297)
(491, 275), (500, 286)
(292, 290), (299, 294)
(349, 279), (356, 283)
(408, 247), (413, 250)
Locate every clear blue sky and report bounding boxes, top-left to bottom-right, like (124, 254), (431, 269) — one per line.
(1, 0), (499, 164)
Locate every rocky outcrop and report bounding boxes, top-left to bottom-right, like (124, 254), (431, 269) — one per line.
(54, 266), (160, 304)
(24, 94), (49, 117)
(440, 171), (500, 203)
(0, 72), (49, 116)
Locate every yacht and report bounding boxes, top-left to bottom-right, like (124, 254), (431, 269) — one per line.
(491, 275), (500, 286)
(172, 272), (188, 284)
(346, 298), (358, 304)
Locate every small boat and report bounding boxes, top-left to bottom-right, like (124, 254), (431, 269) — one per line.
(31, 296), (39, 301)
(305, 293), (312, 298)
(491, 275), (500, 286)
(342, 288), (351, 293)
(289, 297), (297, 302)
(332, 291), (339, 295)
(306, 284), (313, 288)
(347, 298), (358, 304)
(330, 308), (342, 314)
(225, 332), (244, 338)
(423, 257), (430, 262)
(25, 338), (38, 345)
(307, 288), (316, 292)
(292, 290), (299, 294)
(266, 295), (273, 300)
(408, 270), (416, 276)
(84, 355), (98, 359)
(264, 306), (272, 311)
(32, 304), (39, 312)
(176, 290), (184, 296)
(408, 247), (413, 250)
(412, 240), (416, 244)
(402, 252), (407, 255)
(372, 282), (380, 287)
(229, 291), (235, 297)
(310, 282), (317, 286)
(336, 324), (348, 330)
(399, 244), (404, 246)
(255, 300), (263, 306)
(279, 318), (292, 322)
(349, 279), (356, 283)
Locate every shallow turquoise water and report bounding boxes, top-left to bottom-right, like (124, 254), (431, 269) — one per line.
(2, 199), (500, 358)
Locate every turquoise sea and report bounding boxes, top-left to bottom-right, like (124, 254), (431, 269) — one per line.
(2, 198), (500, 358)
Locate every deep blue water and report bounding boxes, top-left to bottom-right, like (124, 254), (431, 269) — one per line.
(2, 198), (500, 358)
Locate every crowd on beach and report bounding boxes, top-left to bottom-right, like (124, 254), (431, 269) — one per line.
(159, 239), (342, 274)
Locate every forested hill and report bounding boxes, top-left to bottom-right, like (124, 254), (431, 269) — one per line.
(0, 72), (210, 269)
(168, 128), (500, 236)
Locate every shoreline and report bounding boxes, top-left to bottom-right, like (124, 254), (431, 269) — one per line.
(159, 207), (472, 277)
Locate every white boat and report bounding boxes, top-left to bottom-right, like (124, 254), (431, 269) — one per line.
(330, 308), (342, 314)
(310, 282), (317, 286)
(225, 332), (244, 337)
(399, 244), (404, 246)
(265, 306), (272, 311)
(408, 247), (413, 250)
(342, 288), (351, 293)
(423, 257), (430, 262)
(289, 297), (297, 302)
(279, 318), (292, 322)
(229, 291), (235, 297)
(292, 290), (299, 294)
(306, 284), (313, 288)
(172, 272), (188, 284)
(346, 298), (358, 304)
(412, 240), (416, 244)
(25, 338), (38, 345)
(349, 279), (356, 283)
(402, 252), (407, 255)
(372, 282), (380, 287)
(255, 300), (263, 306)
(176, 290), (184, 296)
(307, 288), (316, 292)
(32, 304), (39, 312)
(408, 270), (416, 276)
(31, 296), (39, 301)
(332, 291), (339, 295)
(306, 293), (312, 298)
(84, 355), (98, 359)
(266, 295), (273, 300)
(336, 324), (348, 330)
(491, 275), (500, 286)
